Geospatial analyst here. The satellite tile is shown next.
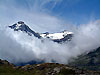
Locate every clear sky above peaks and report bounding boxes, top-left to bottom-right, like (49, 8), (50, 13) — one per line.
(0, 0), (100, 24)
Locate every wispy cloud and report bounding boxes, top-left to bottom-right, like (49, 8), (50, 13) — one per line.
(0, 0), (100, 65)
(1, 20), (100, 64)
(0, 0), (66, 32)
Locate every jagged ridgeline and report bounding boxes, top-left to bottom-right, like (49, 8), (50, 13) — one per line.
(0, 59), (99, 75)
(9, 21), (73, 43)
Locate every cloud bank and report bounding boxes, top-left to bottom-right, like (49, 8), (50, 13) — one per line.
(0, 20), (100, 64)
(0, 0), (100, 65)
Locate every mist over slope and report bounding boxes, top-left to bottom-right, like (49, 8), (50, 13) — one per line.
(0, 20), (100, 65)
(0, 0), (100, 65)
(69, 47), (100, 71)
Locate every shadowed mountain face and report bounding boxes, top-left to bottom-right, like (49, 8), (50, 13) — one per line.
(0, 59), (99, 75)
(9, 21), (41, 38)
(69, 47), (100, 71)
(9, 21), (73, 43)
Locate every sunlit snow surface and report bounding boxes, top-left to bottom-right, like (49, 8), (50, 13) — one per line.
(40, 30), (73, 40)
(9, 21), (73, 42)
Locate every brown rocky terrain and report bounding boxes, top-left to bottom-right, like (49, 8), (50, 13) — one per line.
(0, 59), (100, 75)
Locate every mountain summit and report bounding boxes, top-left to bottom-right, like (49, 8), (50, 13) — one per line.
(9, 21), (41, 38)
(9, 21), (73, 43)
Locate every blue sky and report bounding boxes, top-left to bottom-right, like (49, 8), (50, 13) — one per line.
(0, 0), (100, 25)
(0, 0), (100, 64)
(10, 0), (100, 24)
(50, 0), (100, 24)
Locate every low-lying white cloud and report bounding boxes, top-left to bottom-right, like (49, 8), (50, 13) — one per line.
(0, 20), (100, 64)
(0, 0), (100, 65)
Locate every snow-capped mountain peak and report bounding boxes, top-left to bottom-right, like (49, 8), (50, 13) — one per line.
(9, 21), (25, 30)
(40, 30), (73, 42)
(16, 21), (24, 27)
(9, 21), (73, 43)
(40, 30), (73, 40)
(9, 21), (41, 38)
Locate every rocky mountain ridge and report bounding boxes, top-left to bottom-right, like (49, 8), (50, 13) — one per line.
(0, 59), (99, 75)
(9, 21), (73, 43)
